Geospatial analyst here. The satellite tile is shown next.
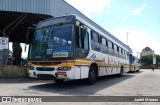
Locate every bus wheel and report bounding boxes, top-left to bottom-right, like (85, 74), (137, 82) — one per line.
(134, 66), (136, 72)
(54, 79), (64, 83)
(118, 66), (123, 77)
(86, 66), (97, 85)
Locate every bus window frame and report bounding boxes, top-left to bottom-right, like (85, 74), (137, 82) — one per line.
(75, 21), (90, 59)
(100, 36), (109, 54)
(91, 30), (100, 52)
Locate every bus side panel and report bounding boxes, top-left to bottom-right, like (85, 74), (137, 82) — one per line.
(61, 68), (75, 80)
(112, 56), (119, 75)
(100, 55), (108, 76)
(74, 67), (81, 79)
(80, 66), (89, 79)
(106, 56), (116, 75)
(93, 52), (108, 76)
(119, 58), (125, 73)
(99, 67), (105, 76)
(125, 59), (130, 73)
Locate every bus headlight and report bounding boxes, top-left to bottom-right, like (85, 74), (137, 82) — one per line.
(57, 66), (71, 71)
(29, 66), (35, 70)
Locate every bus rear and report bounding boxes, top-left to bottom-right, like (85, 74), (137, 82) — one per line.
(129, 54), (140, 72)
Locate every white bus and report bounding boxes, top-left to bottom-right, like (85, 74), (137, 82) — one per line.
(129, 54), (141, 72)
(27, 15), (132, 84)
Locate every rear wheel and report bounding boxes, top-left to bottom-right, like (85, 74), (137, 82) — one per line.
(86, 66), (97, 85)
(134, 66), (136, 72)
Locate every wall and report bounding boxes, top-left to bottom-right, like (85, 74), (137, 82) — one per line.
(0, 66), (28, 78)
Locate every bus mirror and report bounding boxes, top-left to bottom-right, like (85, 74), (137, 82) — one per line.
(79, 23), (87, 30)
(26, 27), (35, 44)
(24, 44), (27, 52)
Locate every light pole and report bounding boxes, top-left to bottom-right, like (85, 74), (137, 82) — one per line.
(126, 32), (129, 46)
(136, 52), (139, 58)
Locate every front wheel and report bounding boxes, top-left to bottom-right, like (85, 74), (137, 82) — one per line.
(86, 66), (97, 85)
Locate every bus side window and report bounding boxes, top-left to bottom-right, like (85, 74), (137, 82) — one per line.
(112, 43), (114, 50)
(81, 29), (89, 50)
(114, 44), (118, 56)
(91, 31), (100, 51)
(117, 46), (119, 57)
(127, 52), (129, 60)
(129, 54), (133, 64)
(75, 26), (89, 58)
(108, 40), (113, 55)
(76, 26), (89, 50)
(100, 36), (108, 54)
(76, 26), (81, 48)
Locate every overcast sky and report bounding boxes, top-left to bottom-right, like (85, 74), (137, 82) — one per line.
(65, 0), (160, 57)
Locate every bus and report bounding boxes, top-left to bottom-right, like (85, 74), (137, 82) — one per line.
(129, 54), (141, 72)
(27, 14), (132, 84)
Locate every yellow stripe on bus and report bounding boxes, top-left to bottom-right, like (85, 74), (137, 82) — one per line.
(28, 60), (129, 68)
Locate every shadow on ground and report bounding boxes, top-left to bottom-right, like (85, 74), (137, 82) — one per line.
(127, 70), (144, 74)
(28, 74), (135, 95)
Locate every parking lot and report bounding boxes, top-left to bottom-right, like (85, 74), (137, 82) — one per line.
(0, 69), (160, 105)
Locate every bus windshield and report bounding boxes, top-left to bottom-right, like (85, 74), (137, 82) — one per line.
(29, 24), (74, 59)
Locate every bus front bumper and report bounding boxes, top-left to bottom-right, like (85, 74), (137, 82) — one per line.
(28, 69), (75, 80)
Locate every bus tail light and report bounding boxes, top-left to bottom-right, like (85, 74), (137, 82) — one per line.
(57, 72), (67, 76)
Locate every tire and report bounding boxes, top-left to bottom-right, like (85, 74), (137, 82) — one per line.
(118, 67), (123, 77)
(134, 66), (136, 72)
(86, 66), (97, 85)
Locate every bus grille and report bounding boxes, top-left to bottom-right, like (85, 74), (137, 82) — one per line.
(37, 74), (55, 78)
(31, 62), (61, 66)
(36, 67), (55, 71)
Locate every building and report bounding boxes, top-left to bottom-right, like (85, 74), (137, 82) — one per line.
(1, 0), (86, 43)
(0, 0), (133, 60)
(0, 0), (131, 51)
(140, 47), (154, 56)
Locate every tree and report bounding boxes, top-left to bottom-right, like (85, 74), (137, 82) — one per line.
(156, 55), (160, 62)
(140, 55), (152, 65)
(140, 54), (160, 69)
(156, 54), (160, 68)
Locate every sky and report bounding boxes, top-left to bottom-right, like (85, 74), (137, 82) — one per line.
(65, 0), (160, 57)
(9, 0), (160, 59)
